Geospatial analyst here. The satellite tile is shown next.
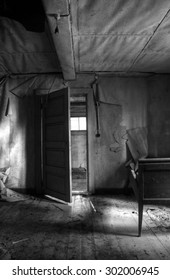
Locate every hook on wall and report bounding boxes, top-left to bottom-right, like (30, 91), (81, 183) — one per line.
(54, 13), (61, 33)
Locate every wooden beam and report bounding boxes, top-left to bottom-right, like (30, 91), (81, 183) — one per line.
(42, 0), (76, 80)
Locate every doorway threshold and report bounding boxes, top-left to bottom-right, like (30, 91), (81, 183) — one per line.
(44, 195), (71, 205)
(72, 190), (89, 196)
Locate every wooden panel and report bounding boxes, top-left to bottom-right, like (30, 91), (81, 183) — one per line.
(46, 150), (65, 167)
(46, 174), (65, 193)
(46, 166), (66, 177)
(45, 116), (65, 124)
(138, 160), (170, 200)
(142, 163), (170, 171)
(139, 158), (170, 163)
(45, 142), (66, 149)
(43, 88), (72, 203)
(45, 124), (65, 142)
(46, 96), (64, 117)
(144, 170), (170, 199)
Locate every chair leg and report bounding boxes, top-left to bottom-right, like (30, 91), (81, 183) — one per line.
(138, 199), (143, 237)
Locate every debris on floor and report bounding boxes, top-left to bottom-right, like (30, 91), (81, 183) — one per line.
(0, 167), (32, 203)
(0, 167), (10, 199)
(1, 194), (170, 260)
(0, 243), (11, 260)
(132, 210), (138, 215)
(89, 200), (97, 212)
(12, 238), (30, 245)
(146, 207), (170, 229)
(0, 180), (7, 199)
(3, 188), (31, 202)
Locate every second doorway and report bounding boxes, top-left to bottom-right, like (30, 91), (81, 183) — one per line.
(70, 95), (88, 193)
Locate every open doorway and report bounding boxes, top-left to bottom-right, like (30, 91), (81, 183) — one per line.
(70, 95), (88, 193)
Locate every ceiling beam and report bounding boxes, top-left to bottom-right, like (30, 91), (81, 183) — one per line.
(42, 0), (76, 81)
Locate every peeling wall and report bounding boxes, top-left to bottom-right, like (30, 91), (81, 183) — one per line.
(0, 78), (35, 192)
(0, 118), (10, 168)
(95, 77), (148, 190)
(7, 94), (35, 191)
(0, 86), (10, 168)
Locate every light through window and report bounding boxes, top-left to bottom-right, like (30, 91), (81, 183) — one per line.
(71, 117), (86, 131)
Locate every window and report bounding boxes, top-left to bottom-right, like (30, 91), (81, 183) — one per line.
(71, 117), (86, 131)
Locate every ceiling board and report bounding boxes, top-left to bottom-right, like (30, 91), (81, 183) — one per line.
(77, 35), (149, 72)
(131, 52), (170, 73)
(1, 0), (170, 76)
(70, 0), (170, 73)
(74, 0), (170, 35)
(0, 17), (61, 76)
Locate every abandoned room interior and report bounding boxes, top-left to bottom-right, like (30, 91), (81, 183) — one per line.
(1, 0), (170, 260)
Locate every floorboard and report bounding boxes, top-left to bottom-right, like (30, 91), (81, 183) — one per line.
(0, 192), (170, 260)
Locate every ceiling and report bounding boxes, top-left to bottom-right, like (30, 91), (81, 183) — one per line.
(71, 0), (170, 74)
(1, 0), (170, 80)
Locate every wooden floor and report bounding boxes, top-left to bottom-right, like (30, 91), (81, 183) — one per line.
(0, 191), (170, 260)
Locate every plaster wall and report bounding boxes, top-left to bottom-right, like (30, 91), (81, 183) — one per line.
(0, 79), (35, 192)
(0, 85), (10, 169)
(70, 75), (148, 191)
(95, 77), (148, 190)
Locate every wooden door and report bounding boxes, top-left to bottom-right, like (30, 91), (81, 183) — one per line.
(43, 88), (72, 203)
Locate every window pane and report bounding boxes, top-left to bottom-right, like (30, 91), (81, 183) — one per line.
(71, 117), (86, 131)
(79, 117), (86, 130)
(71, 117), (79, 130)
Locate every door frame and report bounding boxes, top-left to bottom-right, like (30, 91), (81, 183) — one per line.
(70, 88), (95, 194)
(70, 94), (88, 193)
(34, 94), (42, 195)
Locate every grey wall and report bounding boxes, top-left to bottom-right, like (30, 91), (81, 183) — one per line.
(147, 76), (170, 157)
(1, 74), (170, 195)
(0, 83), (10, 169)
(7, 94), (35, 192)
(94, 77), (148, 190)
(0, 79), (35, 193)
(70, 75), (148, 191)
(0, 116), (10, 168)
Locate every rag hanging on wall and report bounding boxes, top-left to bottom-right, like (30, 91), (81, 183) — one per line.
(91, 75), (100, 137)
